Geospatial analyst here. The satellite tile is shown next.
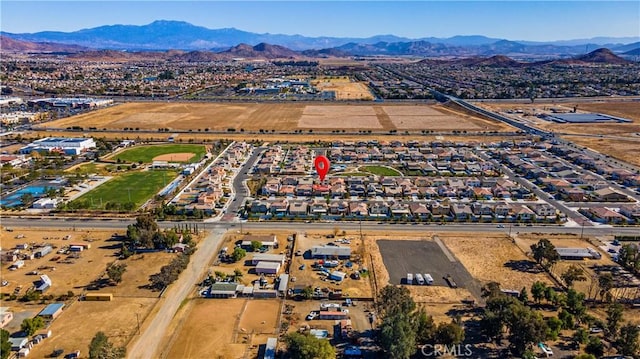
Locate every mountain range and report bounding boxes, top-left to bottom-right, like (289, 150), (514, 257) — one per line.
(2, 20), (639, 58)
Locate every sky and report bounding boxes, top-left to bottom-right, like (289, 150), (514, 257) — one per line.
(1, 1), (639, 41)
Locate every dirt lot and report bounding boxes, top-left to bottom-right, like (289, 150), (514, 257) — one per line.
(0, 226), (186, 357)
(311, 77), (374, 100)
(291, 230), (373, 298)
(384, 105), (483, 131)
(153, 152), (195, 162)
(28, 297), (158, 358)
(441, 233), (554, 291)
(164, 299), (280, 359)
(298, 105), (382, 129)
(564, 135), (640, 166)
(0, 228), (120, 298)
(38, 102), (302, 132)
(513, 233), (629, 298)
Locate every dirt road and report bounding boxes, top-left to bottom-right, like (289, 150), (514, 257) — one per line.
(127, 226), (226, 359)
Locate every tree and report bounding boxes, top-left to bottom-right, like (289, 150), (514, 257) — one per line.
(231, 247), (246, 262)
(89, 331), (126, 359)
(250, 240), (262, 252)
(617, 323), (640, 356)
(376, 286), (418, 359)
(233, 269), (243, 281)
(561, 265), (586, 287)
(572, 328), (589, 347)
(565, 289), (586, 319)
(546, 316), (563, 340)
(480, 311), (505, 344)
(285, 332), (335, 359)
(598, 273), (614, 302)
(20, 193), (34, 207)
(415, 309), (436, 344)
(574, 354), (596, 359)
(605, 302), (624, 341)
(530, 239), (560, 270)
(585, 336), (604, 357)
(531, 281), (547, 304)
(106, 263), (127, 284)
(481, 282), (502, 299)
(507, 303), (548, 357)
(1, 329), (10, 359)
(435, 321), (465, 345)
(519, 287), (529, 304)
(21, 317), (44, 336)
(301, 286), (313, 300)
(558, 309), (575, 330)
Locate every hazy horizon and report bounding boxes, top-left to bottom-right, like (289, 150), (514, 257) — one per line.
(1, 1), (639, 42)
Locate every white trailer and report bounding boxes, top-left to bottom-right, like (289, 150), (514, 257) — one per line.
(424, 274), (434, 285)
(406, 273), (413, 285)
(415, 273), (425, 285)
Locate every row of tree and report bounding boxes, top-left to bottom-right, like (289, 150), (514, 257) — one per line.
(375, 285), (465, 359)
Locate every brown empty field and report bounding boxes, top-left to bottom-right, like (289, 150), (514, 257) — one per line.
(153, 153), (195, 162)
(478, 101), (640, 165)
(441, 234), (554, 290)
(39, 102), (302, 131)
(298, 105), (382, 129)
(563, 135), (640, 166)
(36, 101), (512, 133)
(28, 297), (158, 358)
(238, 300), (280, 335)
(383, 105), (483, 130)
(164, 299), (250, 359)
(311, 77), (374, 100)
(0, 228), (120, 298)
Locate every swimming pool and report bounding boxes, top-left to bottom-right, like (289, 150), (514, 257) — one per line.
(0, 186), (48, 207)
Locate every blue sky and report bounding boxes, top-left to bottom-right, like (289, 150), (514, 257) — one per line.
(1, 1), (638, 41)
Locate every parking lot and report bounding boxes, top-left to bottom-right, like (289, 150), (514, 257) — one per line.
(377, 239), (480, 297)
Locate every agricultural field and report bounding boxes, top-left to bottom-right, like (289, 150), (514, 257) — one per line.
(298, 105), (383, 129)
(111, 144), (206, 163)
(71, 170), (177, 209)
(35, 101), (510, 133)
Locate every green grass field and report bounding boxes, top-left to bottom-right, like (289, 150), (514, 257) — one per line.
(113, 144), (206, 163)
(72, 170), (177, 209)
(360, 165), (402, 176)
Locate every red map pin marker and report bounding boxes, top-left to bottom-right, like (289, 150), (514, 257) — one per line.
(314, 155), (330, 182)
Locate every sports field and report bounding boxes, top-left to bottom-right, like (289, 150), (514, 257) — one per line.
(72, 170), (177, 209)
(112, 144), (206, 163)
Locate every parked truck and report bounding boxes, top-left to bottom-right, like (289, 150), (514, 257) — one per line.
(424, 274), (434, 285)
(415, 273), (425, 285)
(406, 273), (413, 285)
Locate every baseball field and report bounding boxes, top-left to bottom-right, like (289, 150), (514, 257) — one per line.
(112, 144), (206, 163)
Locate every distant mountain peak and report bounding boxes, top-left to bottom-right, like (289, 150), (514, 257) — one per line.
(576, 48), (630, 64)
